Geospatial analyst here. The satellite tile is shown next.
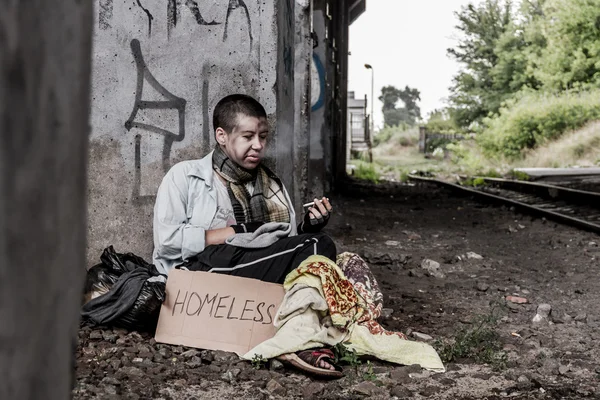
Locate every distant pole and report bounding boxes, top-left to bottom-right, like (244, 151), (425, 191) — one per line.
(364, 63), (374, 136)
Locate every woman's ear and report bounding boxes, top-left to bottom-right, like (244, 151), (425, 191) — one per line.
(215, 127), (227, 145)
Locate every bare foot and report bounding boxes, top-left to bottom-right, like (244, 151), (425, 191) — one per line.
(318, 359), (335, 370)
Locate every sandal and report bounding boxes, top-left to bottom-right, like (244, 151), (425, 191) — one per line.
(277, 348), (344, 379)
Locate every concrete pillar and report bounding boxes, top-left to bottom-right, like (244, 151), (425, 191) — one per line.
(88, 0), (291, 265)
(0, 1), (93, 398)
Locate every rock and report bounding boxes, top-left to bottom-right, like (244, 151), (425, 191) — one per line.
(180, 349), (201, 359)
(410, 370), (432, 379)
(402, 231), (422, 241)
(266, 379), (286, 396)
(466, 252), (483, 260)
(353, 381), (380, 396)
(390, 385), (412, 398)
(385, 240), (400, 247)
(158, 348), (171, 358)
(411, 332), (433, 342)
(269, 359), (285, 371)
(220, 368), (241, 383)
(558, 365), (570, 375)
(574, 313), (587, 322)
(110, 360), (122, 370)
(476, 282), (490, 292)
(200, 350), (215, 362)
(506, 295), (527, 304)
(381, 308), (394, 319)
(121, 366), (144, 377)
(132, 358), (143, 363)
(419, 386), (439, 397)
(302, 382), (325, 399)
(89, 330), (103, 340)
(213, 350), (239, 362)
(408, 269), (424, 278)
(532, 303), (552, 324)
(420, 259), (445, 278)
(185, 356), (203, 368)
(101, 377), (121, 386)
(101, 384), (118, 395)
(102, 331), (118, 343)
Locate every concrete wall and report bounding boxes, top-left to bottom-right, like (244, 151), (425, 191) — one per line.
(88, 0), (289, 265)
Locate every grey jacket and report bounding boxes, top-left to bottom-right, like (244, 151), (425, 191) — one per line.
(152, 151), (297, 275)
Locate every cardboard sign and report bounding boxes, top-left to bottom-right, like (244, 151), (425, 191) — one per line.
(155, 269), (285, 355)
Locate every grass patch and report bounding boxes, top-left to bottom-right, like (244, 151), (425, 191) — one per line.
(352, 161), (379, 183)
(479, 90), (600, 159)
(433, 304), (508, 371)
(250, 354), (268, 370)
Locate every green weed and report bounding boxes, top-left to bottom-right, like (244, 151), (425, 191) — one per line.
(353, 162), (379, 184)
(433, 303), (508, 371)
(250, 354), (268, 370)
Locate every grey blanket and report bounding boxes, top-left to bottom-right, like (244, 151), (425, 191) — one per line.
(225, 222), (292, 248)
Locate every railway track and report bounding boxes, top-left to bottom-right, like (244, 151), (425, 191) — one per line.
(408, 174), (600, 234)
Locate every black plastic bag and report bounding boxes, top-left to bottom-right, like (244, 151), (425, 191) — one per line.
(81, 246), (166, 332)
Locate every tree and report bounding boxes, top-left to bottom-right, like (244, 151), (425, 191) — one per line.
(0, 1), (92, 398)
(378, 85), (421, 126)
(447, 0), (514, 128)
(534, 0), (600, 90)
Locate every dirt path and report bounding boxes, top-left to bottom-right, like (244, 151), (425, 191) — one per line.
(74, 181), (600, 399)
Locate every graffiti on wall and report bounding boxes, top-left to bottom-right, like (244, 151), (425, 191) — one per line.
(167, 0), (220, 38)
(98, 0), (253, 49)
(124, 39), (187, 202)
(223, 0), (253, 49)
(135, 0), (154, 36)
(99, 0), (113, 30)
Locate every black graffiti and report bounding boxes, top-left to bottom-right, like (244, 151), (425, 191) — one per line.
(124, 39), (187, 201)
(167, 0), (220, 38)
(223, 0), (253, 49)
(99, 0), (113, 30)
(135, 0), (154, 37)
(201, 63), (211, 148)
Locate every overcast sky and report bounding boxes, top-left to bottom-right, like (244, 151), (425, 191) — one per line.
(348, 0), (477, 129)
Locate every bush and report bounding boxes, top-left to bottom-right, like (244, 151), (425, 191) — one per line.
(478, 90), (600, 159)
(353, 162), (379, 183)
(373, 125), (418, 147)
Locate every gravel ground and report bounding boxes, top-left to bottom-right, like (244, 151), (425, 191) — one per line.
(75, 181), (600, 399)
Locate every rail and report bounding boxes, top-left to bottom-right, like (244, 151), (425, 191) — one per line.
(408, 174), (600, 234)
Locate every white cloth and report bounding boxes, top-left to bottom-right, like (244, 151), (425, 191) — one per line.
(242, 284), (347, 359)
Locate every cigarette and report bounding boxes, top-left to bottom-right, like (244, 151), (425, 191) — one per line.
(303, 198), (329, 208)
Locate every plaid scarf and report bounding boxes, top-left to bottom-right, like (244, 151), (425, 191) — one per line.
(212, 146), (291, 224)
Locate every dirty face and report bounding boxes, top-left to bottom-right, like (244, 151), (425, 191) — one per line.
(215, 114), (269, 170)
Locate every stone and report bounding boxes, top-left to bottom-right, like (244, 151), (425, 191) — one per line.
(89, 330), (103, 340)
(419, 386), (439, 397)
(532, 303), (552, 324)
(476, 282), (490, 292)
(302, 382), (325, 399)
(101, 377), (121, 386)
(411, 332), (433, 342)
(214, 350), (240, 362)
(402, 231), (422, 241)
(381, 308), (394, 319)
(385, 240), (400, 247)
(390, 386), (412, 398)
(266, 379), (286, 396)
(574, 313), (587, 322)
(180, 349), (200, 359)
(185, 356), (203, 368)
(353, 381), (380, 396)
(558, 365), (570, 375)
(220, 368), (241, 383)
(269, 359), (285, 371)
(408, 269), (424, 278)
(506, 295), (527, 304)
(121, 367), (144, 377)
(466, 252), (483, 260)
(110, 360), (122, 370)
(102, 331), (118, 343)
(420, 259), (445, 279)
